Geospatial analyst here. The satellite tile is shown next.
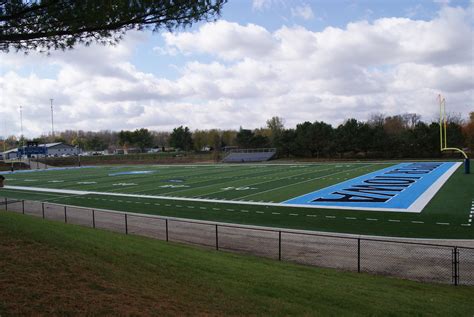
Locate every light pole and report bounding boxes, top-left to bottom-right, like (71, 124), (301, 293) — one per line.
(19, 106), (23, 145)
(76, 145), (81, 167)
(50, 98), (54, 139)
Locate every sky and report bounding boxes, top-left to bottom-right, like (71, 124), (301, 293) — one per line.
(0, 0), (473, 138)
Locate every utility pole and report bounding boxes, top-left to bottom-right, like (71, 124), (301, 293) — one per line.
(50, 98), (54, 139)
(19, 106), (24, 148)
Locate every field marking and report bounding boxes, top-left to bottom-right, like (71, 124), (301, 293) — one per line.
(1, 184), (423, 212)
(283, 162), (460, 213)
(136, 164), (317, 197)
(194, 166), (336, 198)
(236, 164), (374, 200)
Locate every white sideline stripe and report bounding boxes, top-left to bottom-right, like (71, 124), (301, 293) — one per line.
(5, 186), (89, 195)
(407, 162), (462, 212)
(1, 162), (459, 213)
(388, 219), (400, 222)
(436, 222), (450, 225)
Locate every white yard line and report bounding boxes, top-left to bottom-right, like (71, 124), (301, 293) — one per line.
(236, 164), (374, 200)
(0, 184), (414, 212)
(194, 166), (335, 198)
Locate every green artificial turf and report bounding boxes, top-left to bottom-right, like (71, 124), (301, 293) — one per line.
(0, 212), (473, 316)
(0, 161), (473, 239)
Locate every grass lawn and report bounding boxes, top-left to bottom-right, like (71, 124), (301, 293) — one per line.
(0, 212), (473, 316)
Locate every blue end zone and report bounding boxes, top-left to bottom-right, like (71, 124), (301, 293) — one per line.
(283, 162), (458, 212)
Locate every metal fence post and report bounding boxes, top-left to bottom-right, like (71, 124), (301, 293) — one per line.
(278, 231), (282, 261)
(92, 209), (95, 228)
(125, 214), (128, 234)
(42, 202), (45, 219)
(22, 200), (25, 214)
(64, 206), (67, 223)
(165, 219), (169, 242)
(4, 197), (7, 211)
(215, 224), (219, 250)
(452, 247), (459, 286)
(358, 238), (361, 273)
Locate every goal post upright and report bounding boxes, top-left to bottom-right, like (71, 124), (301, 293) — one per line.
(438, 94), (470, 174)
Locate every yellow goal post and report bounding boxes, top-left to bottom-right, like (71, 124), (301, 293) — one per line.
(438, 94), (470, 174)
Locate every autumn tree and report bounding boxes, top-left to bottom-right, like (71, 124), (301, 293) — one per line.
(462, 112), (474, 152)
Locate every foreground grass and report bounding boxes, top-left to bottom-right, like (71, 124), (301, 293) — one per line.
(0, 212), (473, 316)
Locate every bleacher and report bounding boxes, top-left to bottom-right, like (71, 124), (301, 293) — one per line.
(222, 148), (276, 163)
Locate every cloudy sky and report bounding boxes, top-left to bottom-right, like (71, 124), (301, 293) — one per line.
(0, 0), (473, 138)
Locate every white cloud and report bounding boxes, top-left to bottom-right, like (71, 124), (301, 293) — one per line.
(291, 4), (314, 20)
(252, 0), (273, 11)
(162, 21), (275, 61)
(0, 6), (472, 138)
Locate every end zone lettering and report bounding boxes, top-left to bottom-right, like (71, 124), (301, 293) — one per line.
(313, 176), (420, 203)
(384, 162), (443, 175)
(282, 162), (460, 212)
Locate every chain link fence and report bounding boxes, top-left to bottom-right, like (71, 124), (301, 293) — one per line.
(1, 197), (473, 285)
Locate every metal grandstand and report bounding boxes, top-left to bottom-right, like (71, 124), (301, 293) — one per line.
(222, 148), (276, 163)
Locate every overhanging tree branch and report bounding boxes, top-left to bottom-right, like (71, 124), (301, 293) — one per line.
(0, 0), (227, 52)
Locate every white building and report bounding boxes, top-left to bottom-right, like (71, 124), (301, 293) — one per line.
(2, 148), (19, 160)
(43, 142), (79, 156)
(1, 142), (80, 159)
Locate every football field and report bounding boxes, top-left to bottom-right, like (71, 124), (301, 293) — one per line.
(0, 161), (473, 239)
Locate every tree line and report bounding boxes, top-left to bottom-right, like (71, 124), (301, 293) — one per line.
(2, 112), (473, 159)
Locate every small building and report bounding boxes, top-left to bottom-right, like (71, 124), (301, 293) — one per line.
(43, 143), (79, 157)
(2, 148), (19, 160)
(2, 142), (80, 159)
